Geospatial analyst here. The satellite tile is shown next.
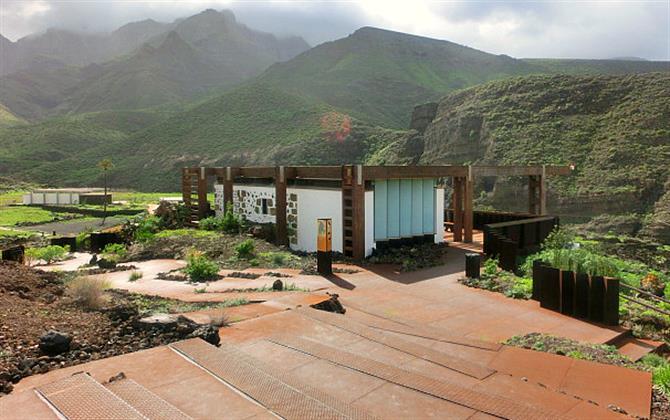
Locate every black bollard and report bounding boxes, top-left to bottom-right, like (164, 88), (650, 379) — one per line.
(465, 253), (481, 278)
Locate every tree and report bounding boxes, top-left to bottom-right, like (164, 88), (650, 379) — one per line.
(98, 159), (114, 224)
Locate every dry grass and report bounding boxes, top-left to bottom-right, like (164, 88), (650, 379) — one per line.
(67, 276), (112, 310)
(209, 310), (229, 328)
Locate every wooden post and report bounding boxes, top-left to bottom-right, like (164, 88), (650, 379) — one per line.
(452, 177), (463, 242)
(352, 164), (366, 260)
(463, 166), (474, 243)
(275, 166), (288, 246)
(197, 167), (208, 219)
(528, 175), (538, 214)
(223, 166), (234, 212)
(181, 168), (191, 207)
(539, 165), (547, 215)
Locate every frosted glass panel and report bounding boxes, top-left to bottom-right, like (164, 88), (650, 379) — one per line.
(374, 180), (387, 240)
(374, 178), (436, 241)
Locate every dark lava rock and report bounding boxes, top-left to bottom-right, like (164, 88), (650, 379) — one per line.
(272, 279), (283, 291)
(97, 258), (116, 269)
(192, 325), (220, 346)
(39, 330), (72, 355)
(311, 294), (346, 314)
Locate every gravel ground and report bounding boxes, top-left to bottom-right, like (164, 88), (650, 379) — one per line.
(19, 216), (128, 235)
(0, 261), (218, 397)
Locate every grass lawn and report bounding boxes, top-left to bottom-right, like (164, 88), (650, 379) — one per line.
(0, 206), (77, 227)
(0, 190), (28, 206)
(0, 228), (38, 239)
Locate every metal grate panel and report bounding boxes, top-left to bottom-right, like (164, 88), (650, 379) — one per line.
(36, 373), (146, 420)
(269, 336), (564, 420)
(342, 303), (502, 351)
(170, 339), (375, 420)
(105, 378), (193, 420)
(297, 308), (496, 380)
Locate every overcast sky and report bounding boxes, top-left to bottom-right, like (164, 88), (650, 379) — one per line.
(1, 1), (668, 60)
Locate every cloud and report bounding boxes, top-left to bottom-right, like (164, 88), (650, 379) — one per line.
(0, 0), (668, 59)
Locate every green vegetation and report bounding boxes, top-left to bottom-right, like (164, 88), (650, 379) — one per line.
(121, 292), (249, 316)
(102, 243), (128, 263)
(460, 257), (532, 299)
(128, 271), (143, 282)
(0, 206), (77, 227)
(235, 239), (256, 259)
(199, 204), (244, 234)
(25, 245), (70, 264)
(184, 250), (220, 282)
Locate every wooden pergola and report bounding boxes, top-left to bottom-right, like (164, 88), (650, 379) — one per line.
(182, 165), (573, 259)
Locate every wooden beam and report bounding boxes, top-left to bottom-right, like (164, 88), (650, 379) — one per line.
(453, 177), (464, 242)
(463, 167), (474, 243)
(197, 167), (208, 219)
(363, 165), (468, 180)
(293, 166), (342, 179)
(239, 167), (275, 179)
(223, 167), (234, 212)
(352, 164), (366, 260)
(472, 165), (573, 177)
(275, 166), (288, 246)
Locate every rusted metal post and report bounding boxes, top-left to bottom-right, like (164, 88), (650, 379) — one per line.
(352, 164), (366, 260)
(452, 177), (464, 242)
(275, 166), (288, 246)
(181, 168), (191, 208)
(528, 175), (538, 214)
(463, 166), (474, 243)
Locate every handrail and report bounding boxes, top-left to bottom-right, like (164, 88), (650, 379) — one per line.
(484, 216), (558, 230)
(620, 283), (670, 306)
(620, 295), (670, 317)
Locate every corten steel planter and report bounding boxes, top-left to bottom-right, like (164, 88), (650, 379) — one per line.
(574, 273), (590, 318)
(588, 276), (606, 323)
(532, 262), (620, 325)
(51, 236), (77, 252)
(90, 232), (123, 253)
(604, 277), (620, 326)
(1, 245), (25, 263)
(540, 265), (561, 311)
(560, 270), (575, 315)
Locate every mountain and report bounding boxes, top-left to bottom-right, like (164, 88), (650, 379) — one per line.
(258, 27), (539, 128)
(377, 72), (668, 242)
(524, 58), (670, 75)
(0, 9), (310, 119)
(0, 103), (25, 127)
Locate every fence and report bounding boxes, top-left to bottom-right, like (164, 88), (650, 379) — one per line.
(532, 260), (619, 325)
(483, 216), (558, 271)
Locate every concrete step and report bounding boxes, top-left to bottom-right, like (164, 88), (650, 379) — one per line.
(35, 373), (146, 420)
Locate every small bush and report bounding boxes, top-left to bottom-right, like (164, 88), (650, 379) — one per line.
(542, 227), (575, 250)
(654, 364), (670, 395)
(199, 216), (222, 231)
(102, 243), (127, 262)
(128, 271), (143, 282)
(25, 245), (70, 264)
(641, 353), (669, 369)
(194, 287), (207, 293)
(221, 202), (243, 233)
(235, 239), (256, 259)
(130, 214), (160, 242)
(184, 250), (219, 282)
(76, 229), (92, 251)
(209, 311), (228, 327)
(67, 276), (111, 310)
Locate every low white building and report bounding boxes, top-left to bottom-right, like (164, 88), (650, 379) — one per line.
(214, 180), (444, 257)
(22, 188), (110, 206)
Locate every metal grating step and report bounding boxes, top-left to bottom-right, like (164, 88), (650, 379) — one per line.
(296, 308), (495, 380)
(105, 377), (193, 420)
(269, 336), (564, 420)
(35, 373), (146, 420)
(170, 339), (375, 420)
(343, 303), (502, 351)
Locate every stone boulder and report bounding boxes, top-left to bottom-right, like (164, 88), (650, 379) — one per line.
(39, 330), (71, 355)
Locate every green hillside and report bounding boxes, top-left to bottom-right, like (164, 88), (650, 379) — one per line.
(524, 58), (670, 75)
(398, 72), (669, 241)
(259, 27), (539, 128)
(0, 103), (25, 127)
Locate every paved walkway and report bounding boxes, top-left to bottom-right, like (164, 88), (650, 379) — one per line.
(0, 245), (653, 418)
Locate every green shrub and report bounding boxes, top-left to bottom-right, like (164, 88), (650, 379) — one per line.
(25, 245), (70, 264)
(128, 271), (143, 282)
(102, 243), (127, 261)
(641, 354), (669, 369)
(482, 257), (499, 277)
(542, 227), (575, 250)
(221, 202), (243, 233)
(199, 216), (222, 231)
(133, 214), (160, 242)
(184, 250), (219, 282)
(653, 364), (670, 395)
(76, 229), (92, 251)
(235, 239), (256, 259)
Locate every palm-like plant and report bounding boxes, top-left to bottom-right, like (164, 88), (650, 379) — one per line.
(98, 159), (114, 224)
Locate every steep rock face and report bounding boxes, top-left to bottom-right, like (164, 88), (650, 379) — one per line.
(641, 179), (670, 244)
(415, 73), (669, 239)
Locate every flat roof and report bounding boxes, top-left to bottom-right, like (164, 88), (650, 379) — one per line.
(32, 188), (106, 193)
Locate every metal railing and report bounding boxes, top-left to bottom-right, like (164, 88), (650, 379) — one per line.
(620, 283), (670, 317)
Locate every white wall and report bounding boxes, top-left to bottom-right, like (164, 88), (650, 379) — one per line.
(232, 185), (276, 224)
(365, 191), (375, 257)
(293, 187), (343, 253)
(214, 184), (224, 215)
(434, 187), (445, 243)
